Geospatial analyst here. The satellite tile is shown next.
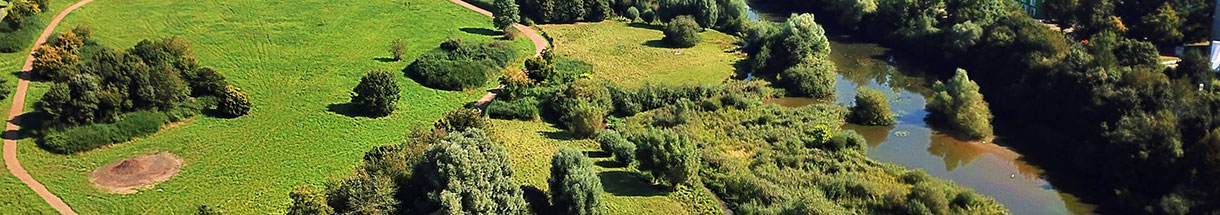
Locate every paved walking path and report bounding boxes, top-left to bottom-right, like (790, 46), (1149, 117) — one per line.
(4, 0), (94, 214)
(447, 0), (548, 111)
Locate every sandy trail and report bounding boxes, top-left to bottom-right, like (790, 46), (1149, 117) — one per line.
(4, 0), (95, 214)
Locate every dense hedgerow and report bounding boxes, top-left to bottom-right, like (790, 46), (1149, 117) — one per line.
(405, 39), (516, 91)
(42, 111), (171, 154)
(487, 97), (540, 120)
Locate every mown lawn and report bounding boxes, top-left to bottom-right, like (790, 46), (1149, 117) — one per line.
(541, 21), (742, 88)
(0, 0), (532, 214)
(488, 119), (708, 215)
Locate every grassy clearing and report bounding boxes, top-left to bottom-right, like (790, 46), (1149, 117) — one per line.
(488, 119), (703, 214)
(541, 21), (742, 88)
(0, 0), (532, 214)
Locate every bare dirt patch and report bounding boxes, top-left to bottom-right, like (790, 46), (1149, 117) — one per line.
(90, 152), (183, 194)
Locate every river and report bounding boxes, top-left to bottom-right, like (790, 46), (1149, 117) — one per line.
(745, 2), (1098, 214)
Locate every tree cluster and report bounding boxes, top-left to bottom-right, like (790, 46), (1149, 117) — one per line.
(518, 0), (611, 23)
(404, 39), (516, 91)
(743, 13), (837, 99)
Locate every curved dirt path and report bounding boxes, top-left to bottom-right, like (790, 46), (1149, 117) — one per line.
(447, 0), (548, 110)
(4, 0), (94, 214)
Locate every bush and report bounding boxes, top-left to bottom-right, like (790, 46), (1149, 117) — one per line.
(927, 69), (993, 139)
(218, 85), (252, 118)
(662, 16), (701, 48)
(597, 131), (636, 165)
(435, 109), (492, 132)
(499, 68), (533, 100)
(405, 40), (516, 91)
(325, 172), (399, 215)
(487, 97), (540, 120)
(288, 185), (334, 215)
(849, 87), (896, 125)
(549, 147), (607, 215)
(525, 54), (556, 83)
(625, 7), (640, 21)
(641, 9), (656, 23)
(389, 39), (407, 61)
(186, 67), (228, 96)
(829, 130), (867, 152)
(351, 70), (401, 117)
(561, 102), (608, 138)
(629, 127), (699, 187)
(42, 111), (170, 154)
(584, 0), (612, 22)
(407, 129), (528, 214)
(780, 60), (836, 99)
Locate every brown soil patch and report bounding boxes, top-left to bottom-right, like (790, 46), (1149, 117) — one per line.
(90, 152), (183, 194)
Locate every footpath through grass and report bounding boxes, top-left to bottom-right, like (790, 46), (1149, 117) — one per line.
(541, 21), (742, 88)
(0, 0), (531, 214)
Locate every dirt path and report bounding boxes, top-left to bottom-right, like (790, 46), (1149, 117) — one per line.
(4, 0), (94, 214)
(447, 0), (548, 110)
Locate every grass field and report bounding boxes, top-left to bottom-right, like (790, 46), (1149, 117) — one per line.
(488, 119), (708, 215)
(0, 0), (533, 214)
(541, 21), (742, 88)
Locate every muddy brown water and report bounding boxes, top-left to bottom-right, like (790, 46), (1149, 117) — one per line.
(748, 2), (1098, 214)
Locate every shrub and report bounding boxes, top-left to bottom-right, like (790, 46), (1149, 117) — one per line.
(629, 127), (699, 187)
(405, 40), (516, 91)
(218, 85), (252, 118)
(351, 70), (401, 117)
(0, 78), (9, 101)
(435, 109), (492, 132)
(503, 25), (521, 40)
(662, 16), (701, 48)
(597, 131), (636, 165)
(549, 147), (607, 215)
(488, 97), (541, 120)
(407, 129), (528, 214)
(186, 67), (228, 96)
(829, 130), (867, 152)
(561, 102), (608, 138)
(41, 111), (170, 154)
(525, 55), (556, 83)
(906, 182), (951, 215)
(325, 172), (398, 215)
(650, 99), (691, 127)
(780, 60), (836, 99)
(849, 87), (896, 125)
(53, 31), (84, 54)
(927, 69), (993, 139)
(625, 7), (640, 21)
(288, 185), (334, 215)
(498, 68), (533, 100)
(641, 9), (656, 23)
(389, 39), (407, 61)
(71, 24), (93, 42)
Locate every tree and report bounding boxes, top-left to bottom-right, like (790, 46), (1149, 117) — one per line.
(944, 21), (982, 53)
(409, 129), (528, 214)
(641, 9), (657, 23)
(1138, 2), (1184, 45)
(498, 68), (533, 100)
(584, 0), (611, 21)
(494, 0), (521, 30)
(218, 85), (252, 118)
(781, 14), (831, 66)
(549, 0), (587, 23)
(850, 87), (896, 126)
(31, 45), (79, 81)
(625, 7), (641, 21)
(389, 39), (407, 61)
(663, 16), (701, 48)
(928, 69), (993, 140)
(549, 147), (607, 215)
(696, 0), (719, 28)
(630, 128), (699, 187)
(597, 131), (636, 164)
(54, 31), (84, 54)
(188, 67), (228, 96)
(562, 102), (607, 138)
(351, 70), (401, 117)
(1044, 0), (1079, 29)
(1172, 50), (1214, 84)
(288, 185), (334, 215)
(525, 55), (556, 83)
(780, 60), (836, 99)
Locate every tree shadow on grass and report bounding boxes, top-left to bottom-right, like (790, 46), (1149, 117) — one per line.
(521, 185), (553, 215)
(627, 23), (664, 31)
(599, 171), (667, 196)
(540, 130), (576, 141)
(327, 103), (364, 118)
(10, 111), (48, 140)
(594, 160), (626, 168)
(460, 27), (500, 36)
(643, 39), (680, 49)
(584, 150), (611, 158)
(373, 57), (398, 63)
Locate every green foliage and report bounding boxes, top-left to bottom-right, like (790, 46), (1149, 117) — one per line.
(662, 16), (701, 48)
(390, 39), (407, 61)
(288, 185), (334, 215)
(649, 99), (692, 127)
(197, 205), (222, 215)
(849, 87), (896, 126)
(408, 129), (528, 214)
(405, 39), (516, 91)
(627, 127), (699, 187)
(1171, 50), (1214, 84)
(351, 70), (401, 117)
(326, 172), (399, 215)
(827, 0), (877, 28)
(561, 102), (608, 138)
(641, 9), (656, 23)
(487, 97), (541, 120)
(584, 0), (612, 21)
(494, 0), (521, 30)
(435, 109), (493, 133)
(944, 21), (982, 53)
(597, 131), (636, 164)
(186, 67), (228, 96)
(549, 147), (607, 215)
(625, 7), (641, 21)
(1137, 2), (1183, 45)
(218, 85), (252, 118)
(780, 60), (836, 99)
(928, 69), (993, 140)
(524, 53), (557, 83)
(41, 111), (170, 154)
(743, 13), (835, 97)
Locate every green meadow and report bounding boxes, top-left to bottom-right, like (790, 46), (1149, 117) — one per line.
(1, 0), (531, 213)
(542, 21), (741, 88)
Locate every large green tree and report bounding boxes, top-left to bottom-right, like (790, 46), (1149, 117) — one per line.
(409, 129), (528, 214)
(928, 69), (993, 140)
(549, 147), (607, 215)
(494, 0), (521, 30)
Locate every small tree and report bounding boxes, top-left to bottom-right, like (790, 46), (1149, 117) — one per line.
(625, 7), (640, 21)
(630, 128), (699, 187)
(189, 67), (228, 96)
(597, 131), (635, 165)
(498, 68), (533, 100)
(928, 69), (993, 139)
(351, 70), (401, 117)
(641, 9), (656, 23)
(584, 0), (611, 22)
(389, 39), (407, 61)
(549, 147), (607, 215)
(662, 16), (701, 48)
(494, 0), (521, 30)
(218, 85), (252, 118)
(54, 31), (84, 54)
(31, 45), (78, 81)
(849, 87), (896, 126)
(326, 172), (399, 215)
(524, 55), (556, 83)
(562, 102), (607, 138)
(780, 60), (836, 99)
(288, 185), (334, 215)
(1139, 2), (1183, 45)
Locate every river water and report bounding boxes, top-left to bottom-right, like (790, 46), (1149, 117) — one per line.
(746, 3), (1097, 214)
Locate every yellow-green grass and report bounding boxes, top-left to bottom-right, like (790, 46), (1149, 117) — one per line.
(541, 21), (742, 88)
(488, 119), (704, 214)
(0, 0), (533, 214)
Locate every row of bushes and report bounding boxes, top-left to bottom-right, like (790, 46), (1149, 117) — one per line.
(42, 111), (172, 154)
(404, 39), (516, 91)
